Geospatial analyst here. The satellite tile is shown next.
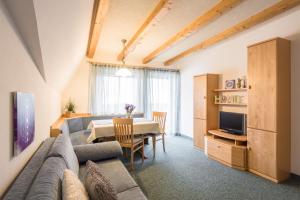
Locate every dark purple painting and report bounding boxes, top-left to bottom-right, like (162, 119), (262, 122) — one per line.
(13, 92), (35, 156)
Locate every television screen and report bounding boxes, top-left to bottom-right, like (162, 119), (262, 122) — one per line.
(219, 111), (246, 135)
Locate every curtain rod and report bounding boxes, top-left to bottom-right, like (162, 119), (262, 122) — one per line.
(87, 60), (180, 72)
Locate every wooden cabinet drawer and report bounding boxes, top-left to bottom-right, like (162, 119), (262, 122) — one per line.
(207, 136), (247, 169)
(207, 138), (232, 164)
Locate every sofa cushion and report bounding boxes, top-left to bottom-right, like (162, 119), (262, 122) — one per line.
(60, 120), (70, 135)
(25, 157), (67, 200)
(3, 138), (55, 200)
(69, 130), (90, 146)
(48, 134), (79, 175)
(79, 159), (137, 194)
(67, 118), (84, 133)
(85, 161), (118, 200)
(73, 141), (122, 163)
(117, 187), (147, 200)
(62, 169), (89, 200)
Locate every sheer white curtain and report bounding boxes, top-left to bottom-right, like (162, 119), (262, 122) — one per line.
(144, 69), (180, 134)
(89, 65), (144, 115)
(89, 64), (180, 135)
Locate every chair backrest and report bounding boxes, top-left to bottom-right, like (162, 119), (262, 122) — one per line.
(152, 112), (167, 133)
(113, 118), (134, 144)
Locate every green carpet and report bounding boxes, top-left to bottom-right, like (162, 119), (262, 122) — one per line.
(122, 136), (300, 200)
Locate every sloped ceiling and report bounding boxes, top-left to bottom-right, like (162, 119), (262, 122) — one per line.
(93, 0), (283, 68)
(33, 0), (93, 91)
(4, 0), (46, 80)
(3, 0), (93, 91)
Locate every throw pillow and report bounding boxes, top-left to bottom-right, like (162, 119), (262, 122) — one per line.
(84, 160), (118, 200)
(62, 169), (89, 200)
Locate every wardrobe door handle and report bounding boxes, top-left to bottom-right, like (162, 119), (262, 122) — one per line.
(248, 85), (252, 90)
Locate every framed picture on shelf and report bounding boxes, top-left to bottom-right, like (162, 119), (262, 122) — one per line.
(225, 80), (235, 89)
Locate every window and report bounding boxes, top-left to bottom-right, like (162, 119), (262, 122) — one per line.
(89, 64), (180, 134)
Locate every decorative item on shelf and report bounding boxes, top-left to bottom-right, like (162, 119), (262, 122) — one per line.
(214, 96), (221, 104)
(64, 100), (76, 118)
(237, 78), (242, 88)
(241, 76), (247, 88)
(233, 95), (243, 104)
(227, 96), (233, 103)
(221, 96), (227, 103)
(225, 80), (235, 89)
(214, 95), (244, 104)
(125, 104), (135, 118)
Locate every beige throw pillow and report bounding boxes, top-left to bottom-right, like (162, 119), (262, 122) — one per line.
(62, 169), (89, 200)
(84, 160), (118, 200)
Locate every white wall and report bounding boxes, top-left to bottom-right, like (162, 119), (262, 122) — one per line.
(61, 58), (90, 113)
(0, 2), (61, 196)
(177, 8), (300, 175)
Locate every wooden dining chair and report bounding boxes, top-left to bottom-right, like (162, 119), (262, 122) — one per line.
(152, 112), (167, 157)
(113, 118), (144, 170)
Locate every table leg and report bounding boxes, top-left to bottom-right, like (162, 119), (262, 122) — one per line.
(144, 137), (149, 145)
(152, 135), (156, 158)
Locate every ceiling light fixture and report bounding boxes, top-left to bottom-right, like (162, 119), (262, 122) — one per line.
(115, 39), (132, 77)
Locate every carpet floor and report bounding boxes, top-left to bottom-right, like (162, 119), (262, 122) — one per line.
(121, 136), (300, 200)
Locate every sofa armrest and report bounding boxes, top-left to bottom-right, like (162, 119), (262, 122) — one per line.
(73, 141), (123, 163)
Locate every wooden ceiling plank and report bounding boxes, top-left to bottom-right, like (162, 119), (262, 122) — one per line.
(142, 0), (242, 64)
(116, 0), (169, 61)
(164, 0), (300, 66)
(86, 0), (110, 58)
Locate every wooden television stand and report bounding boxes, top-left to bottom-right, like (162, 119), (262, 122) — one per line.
(205, 130), (247, 170)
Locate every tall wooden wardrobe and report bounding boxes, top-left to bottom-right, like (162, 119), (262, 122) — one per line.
(247, 38), (291, 182)
(193, 74), (218, 149)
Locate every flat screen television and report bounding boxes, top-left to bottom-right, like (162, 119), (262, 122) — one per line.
(219, 111), (246, 135)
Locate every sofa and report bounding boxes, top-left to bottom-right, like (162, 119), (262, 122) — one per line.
(61, 113), (145, 146)
(3, 134), (147, 200)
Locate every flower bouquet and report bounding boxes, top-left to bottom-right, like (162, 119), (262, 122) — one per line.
(125, 104), (136, 118)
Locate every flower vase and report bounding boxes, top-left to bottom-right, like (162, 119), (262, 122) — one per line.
(126, 112), (132, 119)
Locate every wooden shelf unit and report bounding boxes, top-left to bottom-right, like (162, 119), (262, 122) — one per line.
(50, 113), (92, 137)
(193, 74), (219, 150)
(208, 129), (247, 142)
(194, 38), (291, 182)
(214, 103), (247, 106)
(206, 130), (247, 170)
(214, 88), (247, 92)
(247, 38), (291, 183)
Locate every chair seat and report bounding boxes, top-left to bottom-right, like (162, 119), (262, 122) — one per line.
(120, 138), (143, 146)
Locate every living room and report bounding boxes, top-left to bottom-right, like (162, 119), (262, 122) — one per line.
(1, 0), (300, 199)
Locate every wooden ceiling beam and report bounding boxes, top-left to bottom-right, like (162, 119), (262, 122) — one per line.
(164, 0), (300, 66)
(86, 0), (110, 58)
(116, 0), (169, 61)
(143, 0), (242, 64)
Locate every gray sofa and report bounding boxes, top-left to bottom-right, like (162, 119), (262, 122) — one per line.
(3, 134), (147, 200)
(61, 113), (144, 146)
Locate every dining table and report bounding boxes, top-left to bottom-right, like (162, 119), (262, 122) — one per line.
(86, 118), (161, 144)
